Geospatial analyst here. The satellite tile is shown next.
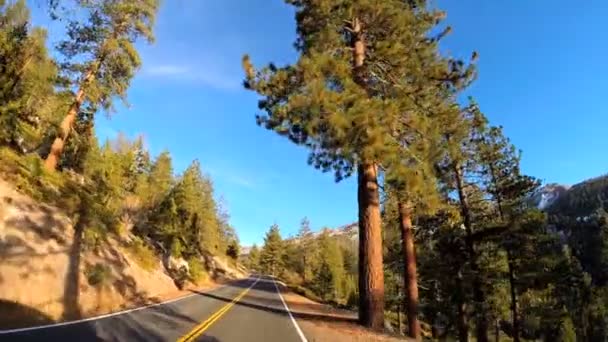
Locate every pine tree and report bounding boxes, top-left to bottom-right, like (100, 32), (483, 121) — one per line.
(147, 150), (174, 207)
(296, 217), (315, 283)
(248, 244), (261, 270)
(473, 121), (541, 342)
(315, 229), (345, 302)
(173, 160), (220, 255)
(437, 101), (491, 342)
(260, 224), (283, 276)
(243, 0), (474, 329)
(0, 0), (58, 152)
(44, 0), (159, 170)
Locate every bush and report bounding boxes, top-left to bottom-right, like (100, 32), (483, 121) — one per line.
(82, 227), (105, 251)
(188, 257), (208, 284)
(126, 238), (158, 271)
(346, 290), (359, 309)
(85, 263), (112, 286)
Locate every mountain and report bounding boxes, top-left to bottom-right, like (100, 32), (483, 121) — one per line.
(528, 183), (570, 210)
(240, 222), (359, 258)
(547, 174), (608, 216)
(316, 222), (358, 240)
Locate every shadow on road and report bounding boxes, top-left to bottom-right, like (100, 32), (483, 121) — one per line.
(189, 279), (358, 325)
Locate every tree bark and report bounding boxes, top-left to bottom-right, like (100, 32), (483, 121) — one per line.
(453, 162), (489, 342)
(357, 162), (385, 330)
(44, 63), (97, 171)
(398, 200), (421, 340)
(456, 270), (469, 342)
(507, 250), (520, 342)
(351, 15), (384, 331)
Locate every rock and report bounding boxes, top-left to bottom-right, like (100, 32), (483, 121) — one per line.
(384, 319), (395, 333)
(163, 254), (189, 275)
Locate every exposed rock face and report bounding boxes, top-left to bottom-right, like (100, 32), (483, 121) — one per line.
(528, 183), (570, 210)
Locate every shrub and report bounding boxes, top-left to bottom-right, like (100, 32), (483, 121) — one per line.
(188, 257), (208, 284)
(82, 227), (105, 251)
(126, 238), (158, 271)
(85, 263), (112, 286)
(346, 289), (359, 309)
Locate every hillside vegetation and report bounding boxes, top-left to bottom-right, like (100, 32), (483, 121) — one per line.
(0, 0), (244, 328)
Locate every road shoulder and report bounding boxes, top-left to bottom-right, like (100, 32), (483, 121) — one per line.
(275, 284), (408, 342)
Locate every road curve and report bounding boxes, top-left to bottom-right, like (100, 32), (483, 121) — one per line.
(1, 276), (308, 342)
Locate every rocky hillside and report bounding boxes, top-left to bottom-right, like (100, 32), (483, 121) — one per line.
(0, 178), (246, 329)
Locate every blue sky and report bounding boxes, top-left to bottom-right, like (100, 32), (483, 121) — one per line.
(29, 1), (608, 246)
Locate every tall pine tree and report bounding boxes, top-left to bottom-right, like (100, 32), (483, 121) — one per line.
(44, 0), (159, 170)
(260, 224), (284, 276)
(243, 0), (474, 329)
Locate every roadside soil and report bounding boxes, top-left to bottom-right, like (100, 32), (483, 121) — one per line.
(280, 288), (411, 342)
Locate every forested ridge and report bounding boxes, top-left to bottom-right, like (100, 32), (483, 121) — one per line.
(0, 0), (240, 290)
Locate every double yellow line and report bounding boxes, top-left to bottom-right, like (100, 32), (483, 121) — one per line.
(177, 278), (260, 342)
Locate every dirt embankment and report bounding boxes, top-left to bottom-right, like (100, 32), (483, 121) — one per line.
(0, 179), (243, 330)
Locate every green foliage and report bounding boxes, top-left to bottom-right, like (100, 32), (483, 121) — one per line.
(126, 238), (158, 272)
(0, 0), (58, 152)
(259, 224), (283, 276)
(85, 263), (112, 287)
(226, 240), (240, 261)
(244, 0), (474, 181)
(0, 0), (242, 302)
(556, 315), (577, 342)
(247, 244), (261, 270)
(55, 0), (159, 113)
(313, 230), (345, 302)
(188, 257), (207, 284)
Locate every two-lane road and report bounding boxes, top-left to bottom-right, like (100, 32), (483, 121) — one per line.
(1, 276), (308, 342)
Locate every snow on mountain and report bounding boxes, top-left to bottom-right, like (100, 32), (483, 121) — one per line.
(528, 183), (570, 210)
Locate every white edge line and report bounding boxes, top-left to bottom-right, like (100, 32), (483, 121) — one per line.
(272, 279), (308, 342)
(0, 278), (252, 335)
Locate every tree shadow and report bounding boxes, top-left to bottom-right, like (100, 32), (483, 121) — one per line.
(61, 194), (89, 321)
(189, 280), (358, 325)
(0, 187), (168, 329)
(0, 300), (55, 330)
(1, 299), (201, 341)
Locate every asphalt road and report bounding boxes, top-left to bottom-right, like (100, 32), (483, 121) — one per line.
(0, 276), (308, 342)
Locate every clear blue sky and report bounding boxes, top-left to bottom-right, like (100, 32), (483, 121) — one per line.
(29, 1), (608, 246)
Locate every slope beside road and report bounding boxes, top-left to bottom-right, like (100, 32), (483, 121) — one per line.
(0, 276), (308, 342)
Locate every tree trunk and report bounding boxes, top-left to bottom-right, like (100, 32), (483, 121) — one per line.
(398, 200), (421, 340)
(351, 16), (384, 330)
(507, 250), (520, 342)
(456, 270), (469, 342)
(357, 162), (385, 330)
(44, 66), (96, 170)
(453, 163), (489, 342)
(495, 319), (500, 342)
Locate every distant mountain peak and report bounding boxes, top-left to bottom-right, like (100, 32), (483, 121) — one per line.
(529, 183), (570, 210)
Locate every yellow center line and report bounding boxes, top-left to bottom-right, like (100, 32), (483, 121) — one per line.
(177, 278), (260, 342)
